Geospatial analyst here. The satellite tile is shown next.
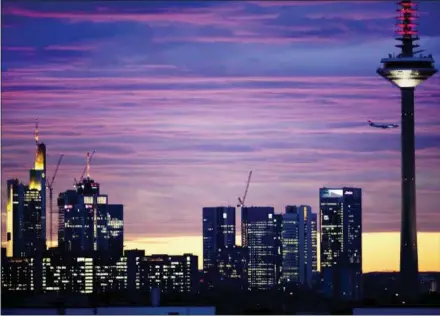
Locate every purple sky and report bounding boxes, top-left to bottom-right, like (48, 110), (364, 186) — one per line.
(1, 1), (440, 243)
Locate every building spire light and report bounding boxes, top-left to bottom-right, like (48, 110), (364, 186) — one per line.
(35, 118), (39, 146)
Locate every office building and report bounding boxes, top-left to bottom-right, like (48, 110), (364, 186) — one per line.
(107, 204), (124, 256)
(216, 245), (247, 290)
(29, 122), (47, 253)
(320, 187), (362, 300)
(281, 205), (317, 288)
(242, 206), (276, 290)
(94, 255), (128, 293)
(6, 124), (47, 257)
(6, 179), (26, 258)
(125, 249), (145, 292)
(42, 256), (94, 294)
(1, 257), (36, 292)
(202, 206), (235, 285)
(274, 214), (283, 285)
(58, 177), (123, 254)
(139, 254), (198, 293)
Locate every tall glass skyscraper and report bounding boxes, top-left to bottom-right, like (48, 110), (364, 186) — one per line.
(281, 205), (317, 288)
(58, 177), (123, 254)
(242, 206), (276, 290)
(202, 206), (236, 285)
(6, 179), (26, 257)
(6, 124), (47, 257)
(319, 187), (362, 300)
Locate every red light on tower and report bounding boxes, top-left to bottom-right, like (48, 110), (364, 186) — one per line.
(396, 0), (418, 38)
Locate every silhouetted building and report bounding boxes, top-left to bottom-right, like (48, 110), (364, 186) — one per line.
(58, 178), (123, 254)
(216, 245), (247, 290)
(202, 206), (235, 286)
(94, 255), (128, 293)
(125, 249), (145, 292)
(107, 204), (124, 255)
(281, 205), (317, 288)
(139, 254), (198, 293)
(6, 179), (26, 258)
(42, 256), (94, 294)
(320, 187), (362, 300)
(242, 206), (276, 290)
(1, 257), (36, 292)
(273, 214), (283, 285)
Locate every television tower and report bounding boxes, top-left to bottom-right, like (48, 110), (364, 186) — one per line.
(377, 0), (437, 300)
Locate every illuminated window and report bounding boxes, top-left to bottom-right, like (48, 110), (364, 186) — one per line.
(97, 196), (107, 204)
(84, 196), (93, 204)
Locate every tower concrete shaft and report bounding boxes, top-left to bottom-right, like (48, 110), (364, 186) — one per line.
(377, 0), (437, 301)
(400, 87), (418, 299)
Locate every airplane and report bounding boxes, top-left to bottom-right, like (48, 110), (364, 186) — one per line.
(368, 120), (399, 129)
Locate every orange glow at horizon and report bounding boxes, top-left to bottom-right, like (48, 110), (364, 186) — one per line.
(125, 232), (440, 272)
(4, 232), (438, 272)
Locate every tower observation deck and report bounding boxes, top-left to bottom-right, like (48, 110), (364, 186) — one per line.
(377, 0), (437, 301)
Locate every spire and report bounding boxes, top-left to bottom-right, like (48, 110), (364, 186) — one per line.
(395, 0), (420, 57)
(35, 118), (39, 146)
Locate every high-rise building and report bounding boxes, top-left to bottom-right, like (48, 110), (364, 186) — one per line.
(216, 245), (247, 290)
(6, 179), (26, 258)
(281, 205), (317, 288)
(242, 206), (276, 290)
(107, 204), (124, 255)
(58, 177), (123, 254)
(202, 206), (235, 285)
(319, 188), (362, 300)
(125, 249), (145, 292)
(377, 0), (437, 300)
(273, 214), (283, 285)
(6, 123), (48, 257)
(29, 121), (47, 253)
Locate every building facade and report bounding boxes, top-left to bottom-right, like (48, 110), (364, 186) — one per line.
(139, 254), (198, 293)
(6, 128), (47, 258)
(320, 187), (362, 300)
(281, 205), (317, 288)
(273, 214), (283, 285)
(58, 178), (123, 254)
(107, 204), (124, 256)
(202, 206), (235, 285)
(242, 206), (276, 290)
(1, 257), (36, 292)
(215, 245), (247, 290)
(6, 179), (26, 258)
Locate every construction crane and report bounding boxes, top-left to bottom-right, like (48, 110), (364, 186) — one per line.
(237, 170), (252, 208)
(74, 150), (96, 186)
(47, 154), (64, 249)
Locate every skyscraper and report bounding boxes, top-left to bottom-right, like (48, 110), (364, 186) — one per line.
(29, 121), (47, 253)
(242, 206), (276, 290)
(202, 206), (235, 285)
(58, 177), (122, 254)
(377, 0), (437, 300)
(6, 179), (26, 258)
(281, 205), (317, 288)
(273, 213), (283, 285)
(320, 188), (362, 300)
(107, 204), (124, 255)
(6, 122), (47, 257)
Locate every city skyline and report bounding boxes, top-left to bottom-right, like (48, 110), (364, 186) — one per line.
(2, 1), (440, 272)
